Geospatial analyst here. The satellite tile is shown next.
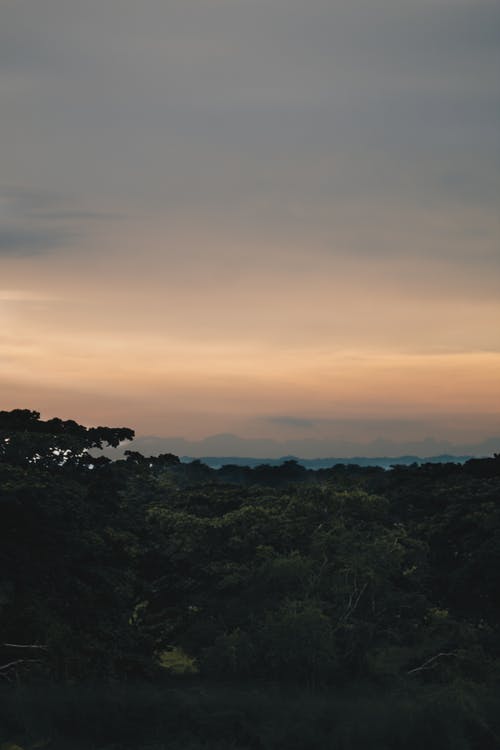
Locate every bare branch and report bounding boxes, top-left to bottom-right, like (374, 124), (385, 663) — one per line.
(335, 581), (369, 631)
(407, 652), (457, 675)
(3, 643), (48, 650)
(0, 658), (42, 672)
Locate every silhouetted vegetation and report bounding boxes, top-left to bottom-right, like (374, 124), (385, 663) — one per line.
(1, 409), (499, 748)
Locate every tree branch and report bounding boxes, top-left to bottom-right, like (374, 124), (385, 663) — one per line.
(336, 581), (369, 630)
(0, 658), (42, 673)
(407, 652), (457, 675)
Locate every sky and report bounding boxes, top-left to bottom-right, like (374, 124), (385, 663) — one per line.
(1, 0), (499, 456)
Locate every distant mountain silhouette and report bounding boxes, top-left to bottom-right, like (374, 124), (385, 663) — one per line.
(104, 433), (500, 463)
(179, 455), (473, 470)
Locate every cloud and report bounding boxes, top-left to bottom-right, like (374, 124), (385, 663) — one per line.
(31, 210), (122, 221)
(0, 186), (119, 221)
(260, 416), (500, 444)
(0, 17), (55, 73)
(0, 227), (77, 256)
(267, 416), (316, 429)
(0, 1), (498, 439)
(2, 0), (498, 226)
(107, 433), (500, 461)
(0, 186), (119, 257)
(0, 186), (60, 213)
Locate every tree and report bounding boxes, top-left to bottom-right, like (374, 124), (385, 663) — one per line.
(0, 409), (134, 468)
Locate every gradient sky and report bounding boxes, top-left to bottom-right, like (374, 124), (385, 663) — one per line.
(1, 0), (499, 454)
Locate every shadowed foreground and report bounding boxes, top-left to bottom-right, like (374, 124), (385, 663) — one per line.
(1, 679), (500, 750)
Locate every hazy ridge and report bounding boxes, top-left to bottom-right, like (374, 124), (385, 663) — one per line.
(110, 433), (500, 464)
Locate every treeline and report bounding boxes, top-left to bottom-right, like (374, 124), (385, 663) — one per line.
(1, 409), (500, 747)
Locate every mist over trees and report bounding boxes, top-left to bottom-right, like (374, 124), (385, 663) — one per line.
(1, 409), (499, 749)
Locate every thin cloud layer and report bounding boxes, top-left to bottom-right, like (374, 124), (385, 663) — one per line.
(0, 227), (76, 256)
(0, 186), (120, 256)
(1, 0), (498, 448)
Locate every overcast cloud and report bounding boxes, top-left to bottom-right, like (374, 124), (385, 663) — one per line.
(1, 0), (499, 448)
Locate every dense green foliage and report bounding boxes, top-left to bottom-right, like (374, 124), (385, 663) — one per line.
(1, 409), (499, 748)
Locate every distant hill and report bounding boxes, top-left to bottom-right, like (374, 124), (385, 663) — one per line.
(104, 432), (500, 463)
(179, 455), (472, 470)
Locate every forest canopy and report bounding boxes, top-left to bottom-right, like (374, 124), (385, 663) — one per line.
(1, 409), (499, 747)
(1, 408), (499, 682)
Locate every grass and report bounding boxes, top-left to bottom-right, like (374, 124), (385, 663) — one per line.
(1, 678), (499, 750)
